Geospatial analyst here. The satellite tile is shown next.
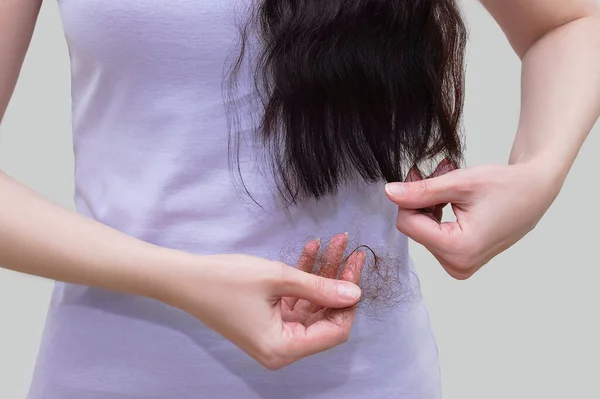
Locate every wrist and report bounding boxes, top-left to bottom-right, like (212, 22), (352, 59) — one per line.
(509, 126), (585, 190)
(508, 151), (567, 197)
(143, 248), (231, 314)
(129, 245), (200, 303)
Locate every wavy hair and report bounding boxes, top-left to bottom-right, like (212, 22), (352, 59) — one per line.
(226, 0), (468, 204)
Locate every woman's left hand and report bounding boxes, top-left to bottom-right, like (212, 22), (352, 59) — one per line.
(384, 160), (563, 279)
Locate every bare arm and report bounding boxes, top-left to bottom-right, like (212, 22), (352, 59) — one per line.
(0, 1), (361, 369)
(480, 0), (600, 182)
(0, 171), (180, 298)
(0, 0), (41, 121)
(385, 0), (600, 279)
(0, 0), (185, 298)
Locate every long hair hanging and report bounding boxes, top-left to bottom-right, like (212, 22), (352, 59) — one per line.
(226, 0), (468, 205)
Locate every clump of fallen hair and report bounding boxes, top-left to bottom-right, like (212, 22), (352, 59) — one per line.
(278, 237), (415, 322)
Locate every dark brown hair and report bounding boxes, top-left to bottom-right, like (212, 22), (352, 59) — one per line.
(226, 0), (468, 204)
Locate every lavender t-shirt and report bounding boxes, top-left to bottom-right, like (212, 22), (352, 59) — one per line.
(28, 1), (441, 398)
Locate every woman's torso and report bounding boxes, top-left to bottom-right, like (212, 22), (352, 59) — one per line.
(28, 1), (441, 398)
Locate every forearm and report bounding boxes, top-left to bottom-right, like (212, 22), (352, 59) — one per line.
(0, 170), (189, 299)
(0, 2), (180, 300)
(509, 15), (600, 183)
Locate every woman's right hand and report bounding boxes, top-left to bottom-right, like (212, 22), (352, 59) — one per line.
(0, 170), (363, 370)
(156, 233), (365, 370)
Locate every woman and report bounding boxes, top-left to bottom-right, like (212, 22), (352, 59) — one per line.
(1, 0), (598, 398)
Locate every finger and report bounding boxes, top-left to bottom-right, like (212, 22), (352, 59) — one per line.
(406, 164), (449, 218)
(339, 250), (366, 286)
(396, 207), (462, 250)
(303, 308), (328, 329)
(427, 157), (458, 179)
(317, 233), (348, 279)
(321, 250), (366, 323)
(283, 305), (356, 362)
(297, 238), (320, 274)
(385, 171), (467, 209)
(289, 250), (364, 354)
(279, 253), (366, 365)
(284, 239), (321, 310)
(423, 159), (456, 220)
(305, 250), (366, 327)
(277, 265), (362, 309)
(301, 233), (349, 313)
(405, 164), (423, 182)
(432, 203), (446, 223)
(417, 203), (447, 222)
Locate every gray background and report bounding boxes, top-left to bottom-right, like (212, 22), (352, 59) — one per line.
(1, 1), (598, 398)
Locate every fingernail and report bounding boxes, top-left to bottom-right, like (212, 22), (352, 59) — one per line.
(338, 283), (361, 301)
(385, 183), (405, 197)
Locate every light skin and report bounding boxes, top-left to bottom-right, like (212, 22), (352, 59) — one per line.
(386, 0), (600, 280)
(1, 0), (599, 371)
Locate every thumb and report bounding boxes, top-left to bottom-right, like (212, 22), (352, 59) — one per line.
(385, 171), (465, 209)
(278, 266), (362, 308)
